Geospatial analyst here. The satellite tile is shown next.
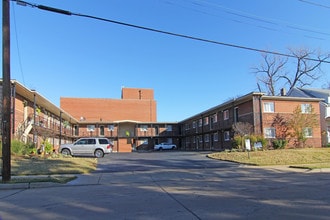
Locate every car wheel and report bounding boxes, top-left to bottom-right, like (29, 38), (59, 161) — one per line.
(94, 149), (104, 158)
(159, 147), (163, 151)
(61, 148), (71, 156)
(172, 146), (175, 150)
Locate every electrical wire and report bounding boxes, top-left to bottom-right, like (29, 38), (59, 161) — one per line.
(168, 0), (330, 38)
(11, 0), (330, 64)
(298, 0), (330, 9)
(11, 0), (26, 85)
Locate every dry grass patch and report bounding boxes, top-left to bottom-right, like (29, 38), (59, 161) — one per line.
(1, 155), (98, 176)
(208, 148), (330, 169)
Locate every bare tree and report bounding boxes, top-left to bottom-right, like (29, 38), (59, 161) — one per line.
(253, 48), (330, 95)
(252, 53), (287, 96)
(232, 122), (253, 136)
(282, 48), (329, 91)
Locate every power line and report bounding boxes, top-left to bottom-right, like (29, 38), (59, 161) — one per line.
(298, 0), (330, 9)
(11, 1), (25, 85)
(167, 0), (330, 38)
(12, 0), (330, 64)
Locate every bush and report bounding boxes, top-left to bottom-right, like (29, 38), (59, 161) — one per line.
(11, 139), (27, 155)
(232, 135), (243, 149)
(273, 139), (288, 149)
(42, 141), (53, 154)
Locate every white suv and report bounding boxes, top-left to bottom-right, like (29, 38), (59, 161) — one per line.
(59, 138), (113, 158)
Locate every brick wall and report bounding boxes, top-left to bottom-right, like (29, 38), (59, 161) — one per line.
(60, 88), (157, 122)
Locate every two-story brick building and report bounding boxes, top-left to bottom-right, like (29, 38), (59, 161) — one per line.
(179, 92), (322, 150)
(0, 80), (324, 152)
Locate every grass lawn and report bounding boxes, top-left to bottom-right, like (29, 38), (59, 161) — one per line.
(0, 154), (97, 183)
(208, 147), (330, 169)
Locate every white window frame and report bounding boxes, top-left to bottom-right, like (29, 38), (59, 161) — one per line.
(301, 104), (312, 114)
(263, 102), (275, 113)
(304, 127), (313, 137)
(264, 127), (276, 138)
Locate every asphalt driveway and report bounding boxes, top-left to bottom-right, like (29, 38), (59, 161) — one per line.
(1, 151), (330, 220)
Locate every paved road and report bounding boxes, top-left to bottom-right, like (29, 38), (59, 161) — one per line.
(1, 151), (330, 220)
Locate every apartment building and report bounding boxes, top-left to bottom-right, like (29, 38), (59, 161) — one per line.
(0, 80), (78, 150)
(288, 88), (330, 146)
(0, 81), (179, 152)
(180, 92), (322, 150)
(0, 80), (324, 153)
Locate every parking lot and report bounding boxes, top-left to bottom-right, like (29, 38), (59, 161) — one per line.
(1, 151), (330, 219)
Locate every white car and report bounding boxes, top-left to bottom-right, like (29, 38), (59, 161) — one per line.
(59, 137), (113, 158)
(154, 143), (176, 151)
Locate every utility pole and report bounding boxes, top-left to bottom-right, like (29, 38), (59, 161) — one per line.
(2, 0), (11, 182)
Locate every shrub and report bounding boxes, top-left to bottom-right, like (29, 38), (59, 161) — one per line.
(42, 141), (53, 154)
(273, 139), (288, 149)
(232, 135), (243, 149)
(11, 139), (27, 155)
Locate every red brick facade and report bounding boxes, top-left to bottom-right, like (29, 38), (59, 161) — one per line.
(1, 81), (324, 153)
(60, 88), (156, 122)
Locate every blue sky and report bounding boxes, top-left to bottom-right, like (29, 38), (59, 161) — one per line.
(2, 0), (330, 122)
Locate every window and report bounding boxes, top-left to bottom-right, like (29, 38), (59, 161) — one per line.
(99, 125), (104, 136)
(74, 125), (79, 136)
(224, 131), (230, 141)
(108, 124), (114, 131)
(213, 114), (218, 123)
(87, 125), (95, 131)
(264, 128), (276, 138)
(223, 110), (229, 120)
(214, 132), (218, 142)
(140, 125), (148, 131)
(234, 107), (239, 122)
(192, 121), (196, 128)
(304, 127), (313, 137)
(263, 102), (275, 113)
(204, 117), (209, 125)
(204, 134), (209, 142)
(193, 136), (196, 143)
(198, 118), (202, 127)
(185, 123), (190, 130)
(166, 125), (173, 131)
(98, 139), (109, 144)
(301, 104), (312, 114)
(87, 139), (96, 144)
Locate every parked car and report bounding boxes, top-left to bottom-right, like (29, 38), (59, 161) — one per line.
(59, 137), (113, 158)
(154, 142), (176, 151)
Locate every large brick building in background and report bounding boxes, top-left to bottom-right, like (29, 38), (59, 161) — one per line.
(1, 80), (329, 153)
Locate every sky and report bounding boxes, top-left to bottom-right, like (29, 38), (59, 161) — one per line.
(1, 0), (330, 122)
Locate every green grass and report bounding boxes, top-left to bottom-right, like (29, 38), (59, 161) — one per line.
(1, 154), (98, 184)
(208, 148), (330, 169)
